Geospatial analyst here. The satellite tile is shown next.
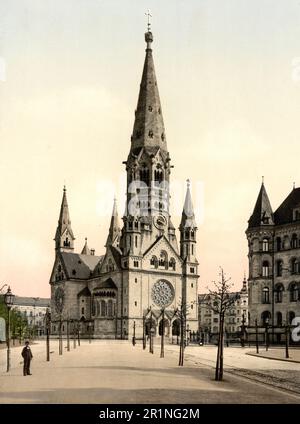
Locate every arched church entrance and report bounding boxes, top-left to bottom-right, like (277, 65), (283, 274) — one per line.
(172, 319), (180, 336)
(158, 319), (170, 336)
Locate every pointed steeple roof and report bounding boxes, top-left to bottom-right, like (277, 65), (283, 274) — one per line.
(130, 30), (167, 154)
(54, 186), (75, 249)
(248, 181), (274, 228)
(106, 198), (121, 247)
(180, 180), (197, 229)
(81, 238), (91, 255)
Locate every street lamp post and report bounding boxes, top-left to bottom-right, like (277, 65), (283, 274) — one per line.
(160, 308), (165, 358)
(255, 319), (259, 354)
(77, 321), (80, 346)
(142, 314), (146, 350)
(88, 322), (92, 344)
(67, 318), (70, 352)
(132, 321), (136, 346)
(285, 321), (290, 359)
(45, 307), (51, 361)
(150, 327), (155, 354)
(4, 287), (15, 372)
(59, 315), (63, 355)
(265, 318), (269, 351)
(241, 313), (246, 348)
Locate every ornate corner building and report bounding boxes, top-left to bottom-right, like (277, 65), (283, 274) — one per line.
(246, 182), (300, 335)
(49, 29), (199, 339)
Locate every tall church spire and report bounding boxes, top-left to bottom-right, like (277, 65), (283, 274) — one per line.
(106, 198), (121, 247)
(248, 181), (274, 228)
(54, 186), (75, 251)
(130, 29), (167, 154)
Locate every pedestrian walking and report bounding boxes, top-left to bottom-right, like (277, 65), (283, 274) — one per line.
(21, 341), (33, 376)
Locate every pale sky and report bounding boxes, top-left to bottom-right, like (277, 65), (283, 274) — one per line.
(1, 0), (300, 298)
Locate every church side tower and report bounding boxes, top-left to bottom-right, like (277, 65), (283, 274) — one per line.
(54, 186), (75, 252)
(105, 198), (121, 248)
(180, 181), (199, 326)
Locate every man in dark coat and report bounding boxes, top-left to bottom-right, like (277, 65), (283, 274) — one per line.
(21, 341), (33, 376)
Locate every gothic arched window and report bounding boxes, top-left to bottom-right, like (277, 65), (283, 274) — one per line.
(101, 300), (106, 317)
(262, 261), (270, 277)
(276, 260), (283, 277)
(289, 283), (299, 302)
(262, 238), (269, 252)
(275, 283), (284, 303)
(291, 234), (298, 249)
(262, 287), (270, 304)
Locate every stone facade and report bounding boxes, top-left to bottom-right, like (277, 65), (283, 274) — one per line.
(198, 279), (248, 336)
(49, 29), (199, 339)
(246, 183), (300, 332)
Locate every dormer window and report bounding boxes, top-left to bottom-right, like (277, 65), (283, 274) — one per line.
(294, 209), (300, 221)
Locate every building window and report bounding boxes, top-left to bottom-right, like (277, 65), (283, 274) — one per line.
(107, 300), (113, 316)
(190, 267), (195, 274)
(289, 283), (299, 302)
(150, 255), (158, 269)
(275, 284), (284, 303)
(262, 239), (269, 252)
(261, 310), (271, 325)
(276, 260), (283, 277)
(291, 258), (298, 274)
(262, 287), (270, 304)
(135, 278), (137, 283)
(101, 300), (106, 317)
(289, 311), (296, 324)
(291, 234), (298, 249)
(134, 261), (139, 268)
(134, 301), (137, 307)
(81, 307), (84, 315)
(135, 236), (138, 248)
(276, 237), (282, 251)
(262, 261), (269, 277)
(277, 312), (283, 326)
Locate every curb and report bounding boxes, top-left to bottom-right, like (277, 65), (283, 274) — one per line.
(246, 352), (300, 364)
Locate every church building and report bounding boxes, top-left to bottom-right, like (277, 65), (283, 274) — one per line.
(50, 28), (199, 339)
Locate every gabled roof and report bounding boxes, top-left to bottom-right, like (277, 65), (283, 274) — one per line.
(77, 287), (91, 297)
(143, 234), (182, 262)
(248, 183), (274, 228)
(94, 278), (117, 290)
(274, 188), (300, 225)
(59, 252), (104, 280)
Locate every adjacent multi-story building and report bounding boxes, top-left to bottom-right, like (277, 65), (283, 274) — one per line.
(246, 182), (300, 336)
(12, 296), (50, 336)
(198, 278), (248, 336)
(49, 27), (199, 339)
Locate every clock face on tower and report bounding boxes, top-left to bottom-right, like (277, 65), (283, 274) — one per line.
(154, 214), (167, 230)
(55, 287), (65, 314)
(151, 279), (175, 308)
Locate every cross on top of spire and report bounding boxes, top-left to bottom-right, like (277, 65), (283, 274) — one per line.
(145, 9), (152, 32)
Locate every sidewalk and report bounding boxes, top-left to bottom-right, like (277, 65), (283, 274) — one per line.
(1, 340), (300, 404)
(247, 348), (300, 363)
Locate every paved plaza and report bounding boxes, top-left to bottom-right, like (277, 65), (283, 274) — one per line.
(0, 340), (300, 404)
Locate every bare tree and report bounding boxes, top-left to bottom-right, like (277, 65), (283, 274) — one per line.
(203, 268), (239, 381)
(174, 298), (194, 367)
